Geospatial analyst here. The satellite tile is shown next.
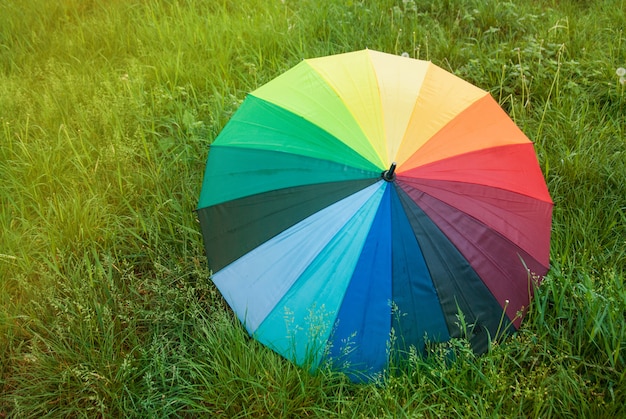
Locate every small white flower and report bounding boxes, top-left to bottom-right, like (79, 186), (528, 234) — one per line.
(620, 76), (626, 85)
(401, 52), (410, 58)
(616, 67), (626, 77)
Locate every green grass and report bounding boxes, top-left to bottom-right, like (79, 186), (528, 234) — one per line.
(1, 0), (625, 417)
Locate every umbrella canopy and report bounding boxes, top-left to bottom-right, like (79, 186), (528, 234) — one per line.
(197, 49), (553, 380)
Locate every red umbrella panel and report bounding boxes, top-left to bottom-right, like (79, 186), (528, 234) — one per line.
(197, 49), (553, 380)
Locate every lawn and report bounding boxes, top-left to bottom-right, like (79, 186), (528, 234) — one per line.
(1, 0), (625, 417)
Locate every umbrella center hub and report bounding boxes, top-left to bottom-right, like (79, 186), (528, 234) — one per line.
(382, 162), (397, 182)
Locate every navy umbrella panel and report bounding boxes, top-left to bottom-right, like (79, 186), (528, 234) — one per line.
(197, 49), (553, 379)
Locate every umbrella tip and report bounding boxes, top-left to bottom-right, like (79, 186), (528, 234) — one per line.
(382, 162), (397, 182)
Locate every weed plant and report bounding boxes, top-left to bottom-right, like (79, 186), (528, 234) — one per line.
(1, 0), (625, 417)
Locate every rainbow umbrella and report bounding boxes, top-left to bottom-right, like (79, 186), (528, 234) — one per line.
(197, 49), (553, 380)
